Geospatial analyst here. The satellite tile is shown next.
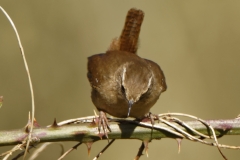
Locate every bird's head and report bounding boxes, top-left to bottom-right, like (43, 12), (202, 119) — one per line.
(120, 63), (152, 117)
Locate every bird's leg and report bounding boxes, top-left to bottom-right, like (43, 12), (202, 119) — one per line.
(142, 112), (158, 125)
(97, 111), (111, 139)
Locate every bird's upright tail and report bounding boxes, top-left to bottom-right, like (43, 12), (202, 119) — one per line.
(108, 8), (144, 54)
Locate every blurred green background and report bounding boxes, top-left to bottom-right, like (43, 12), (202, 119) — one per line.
(0, 1), (240, 159)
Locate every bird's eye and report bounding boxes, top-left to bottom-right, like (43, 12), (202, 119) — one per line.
(121, 85), (125, 93)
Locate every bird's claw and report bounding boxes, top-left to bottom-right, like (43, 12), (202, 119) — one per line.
(143, 112), (158, 125)
(96, 111), (111, 139)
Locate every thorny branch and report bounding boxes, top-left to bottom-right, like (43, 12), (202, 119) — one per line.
(0, 114), (240, 159)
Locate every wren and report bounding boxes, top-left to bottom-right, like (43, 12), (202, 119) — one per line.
(87, 8), (167, 135)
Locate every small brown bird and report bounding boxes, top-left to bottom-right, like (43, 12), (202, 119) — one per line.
(87, 8), (167, 134)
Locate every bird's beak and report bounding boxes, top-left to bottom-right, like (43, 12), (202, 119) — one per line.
(127, 100), (134, 117)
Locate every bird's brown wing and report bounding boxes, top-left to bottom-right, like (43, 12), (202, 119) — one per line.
(144, 59), (167, 92)
(87, 53), (106, 89)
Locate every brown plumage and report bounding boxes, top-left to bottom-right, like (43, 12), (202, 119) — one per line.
(87, 8), (167, 136)
(108, 8), (144, 54)
(88, 50), (166, 119)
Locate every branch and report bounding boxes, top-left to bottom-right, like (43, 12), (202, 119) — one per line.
(0, 117), (240, 147)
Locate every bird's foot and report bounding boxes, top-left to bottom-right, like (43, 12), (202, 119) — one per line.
(142, 112), (158, 125)
(94, 111), (111, 139)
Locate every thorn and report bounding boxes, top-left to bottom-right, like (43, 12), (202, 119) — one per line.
(143, 140), (149, 157)
(85, 142), (93, 156)
(24, 112), (32, 133)
(33, 118), (40, 127)
(25, 125), (30, 133)
(50, 118), (59, 128)
(176, 138), (182, 154)
(97, 130), (105, 140)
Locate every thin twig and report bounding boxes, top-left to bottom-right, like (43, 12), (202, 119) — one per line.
(158, 113), (227, 160)
(170, 117), (212, 139)
(134, 142), (145, 160)
(48, 115), (96, 127)
(93, 139), (116, 160)
(0, 6), (35, 160)
(158, 117), (218, 147)
(1, 144), (25, 160)
(159, 118), (196, 140)
(28, 142), (64, 160)
(12, 146), (34, 160)
(58, 142), (82, 160)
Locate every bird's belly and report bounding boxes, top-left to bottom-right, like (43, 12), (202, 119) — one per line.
(92, 89), (152, 119)
(91, 80), (159, 119)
